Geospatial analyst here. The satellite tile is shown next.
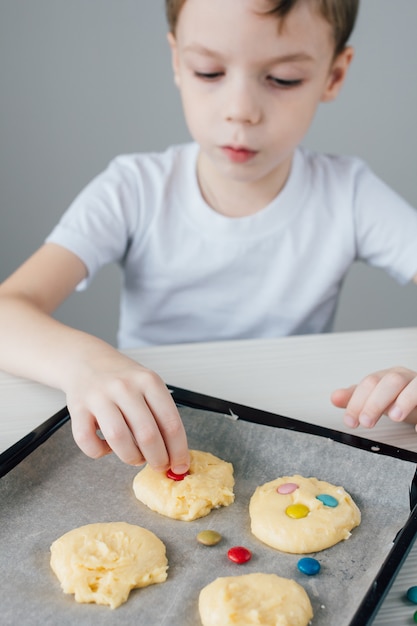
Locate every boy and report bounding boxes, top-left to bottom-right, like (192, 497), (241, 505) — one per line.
(0, 0), (417, 473)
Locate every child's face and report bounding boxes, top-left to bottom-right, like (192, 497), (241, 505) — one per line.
(168, 0), (352, 188)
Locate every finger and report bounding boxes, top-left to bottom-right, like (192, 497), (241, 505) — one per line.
(69, 406), (112, 459)
(388, 377), (417, 423)
(405, 406), (417, 425)
(117, 370), (190, 472)
(330, 386), (356, 409)
(93, 401), (148, 466)
(341, 373), (382, 428)
(145, 385), (190, 474)
(122, 381), (189, 472)
(357, 370), (411, 428)
(121, 396), (171, 471)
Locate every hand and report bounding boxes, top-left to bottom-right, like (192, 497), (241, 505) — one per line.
(65, 349), (190, 472)
(331, 367), (417, 430)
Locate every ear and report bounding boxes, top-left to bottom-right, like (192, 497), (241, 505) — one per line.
(167, 32), (181, 88)
(321, 46), (354, 102)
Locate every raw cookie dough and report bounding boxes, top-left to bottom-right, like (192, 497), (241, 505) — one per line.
(50, 522), (168, 609)
(250, 474), (361, 554)
(199, 572), (313, 626)
(133, 449), (234, 521)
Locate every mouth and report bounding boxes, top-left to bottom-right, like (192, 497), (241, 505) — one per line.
(221, 145), (258, 164)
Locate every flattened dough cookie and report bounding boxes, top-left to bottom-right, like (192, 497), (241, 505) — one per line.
(250, 474), (361, 554)
(199, 572), (313, 626)
(133, 449), (234, 521)
(50, 522), (168, 609)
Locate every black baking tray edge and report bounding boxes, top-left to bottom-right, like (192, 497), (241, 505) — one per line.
(1, 385), (417, 626)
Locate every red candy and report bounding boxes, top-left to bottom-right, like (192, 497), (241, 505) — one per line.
(227, 546), (252, 564)
(166, 468), (190, 481)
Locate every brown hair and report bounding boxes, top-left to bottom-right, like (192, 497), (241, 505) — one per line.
(165, 0), (359, 55)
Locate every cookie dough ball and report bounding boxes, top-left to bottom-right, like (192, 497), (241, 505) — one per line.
(250, 474), (361, 554)
(199, 572), (313, 626)
(133, 449), (234, 521)
(50, 522), (168, 609)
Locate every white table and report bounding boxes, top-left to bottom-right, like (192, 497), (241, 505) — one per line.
(1, 327), (417, 624)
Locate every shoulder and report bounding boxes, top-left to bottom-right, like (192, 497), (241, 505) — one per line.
(294, 146), (401, 211)
(108, 142), (198, 186)
(69, 142), (198, 227)
(52, 142), (198, 240)
(296, 145), (368, 186)
(298, 147), (415, 211)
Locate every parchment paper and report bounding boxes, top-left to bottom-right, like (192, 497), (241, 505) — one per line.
(1, 405), (416, 626)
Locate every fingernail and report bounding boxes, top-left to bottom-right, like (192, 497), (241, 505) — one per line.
(388, 405), (403, 421)
(172, 464), (189, 474)
(344, 414), (358, 428)
(359, 413), (373, 428)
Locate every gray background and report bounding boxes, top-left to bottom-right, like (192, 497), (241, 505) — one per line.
(1, 0), (416, 346)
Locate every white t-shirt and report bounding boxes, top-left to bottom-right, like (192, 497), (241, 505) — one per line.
(46, 143), (417, 348)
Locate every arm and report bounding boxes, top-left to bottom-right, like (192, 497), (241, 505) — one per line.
(0, 243), (189, 472)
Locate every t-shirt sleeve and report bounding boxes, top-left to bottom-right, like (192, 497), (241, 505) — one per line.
(353, 164), (417, 284)
(45, 157), (139, 290)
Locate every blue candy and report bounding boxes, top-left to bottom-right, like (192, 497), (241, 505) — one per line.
(316, 494), (338, 508)
(297, 557), (321, 576)
(407, 586), (417, 604)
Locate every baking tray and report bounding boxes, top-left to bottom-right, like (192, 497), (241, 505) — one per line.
(1, 385), (417, 626)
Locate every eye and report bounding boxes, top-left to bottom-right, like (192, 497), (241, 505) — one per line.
(194, 71), (224, 81)
(268, 76), (302, 88)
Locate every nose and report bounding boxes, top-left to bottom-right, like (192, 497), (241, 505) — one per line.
(224, 75), (261, 125)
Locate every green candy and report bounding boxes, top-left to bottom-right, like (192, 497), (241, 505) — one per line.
(197, 530), (222, 546)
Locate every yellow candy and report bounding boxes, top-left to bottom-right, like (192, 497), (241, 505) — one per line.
(286, 504), (310, 519)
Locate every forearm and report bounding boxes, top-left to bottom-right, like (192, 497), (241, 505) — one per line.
(0, 294), (116, 390)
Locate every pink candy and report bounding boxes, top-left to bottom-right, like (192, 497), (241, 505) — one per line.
(277, 482), (299, 495)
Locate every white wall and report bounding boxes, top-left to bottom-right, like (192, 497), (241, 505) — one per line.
(1, 0), (416, 345)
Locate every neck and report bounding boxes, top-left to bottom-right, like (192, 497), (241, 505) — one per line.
(197, 151), (292, 218)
